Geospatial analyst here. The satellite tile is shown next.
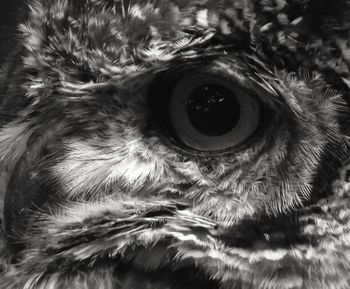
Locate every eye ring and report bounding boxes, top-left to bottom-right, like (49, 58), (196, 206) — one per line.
(169, 73), (261, 152)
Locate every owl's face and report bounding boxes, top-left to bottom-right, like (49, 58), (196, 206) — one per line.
(1, 0), (350, 288)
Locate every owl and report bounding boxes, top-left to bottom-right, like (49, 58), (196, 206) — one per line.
(0, 0), (350, 288)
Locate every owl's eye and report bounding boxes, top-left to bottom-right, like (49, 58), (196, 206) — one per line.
(166, 73), (261, 152)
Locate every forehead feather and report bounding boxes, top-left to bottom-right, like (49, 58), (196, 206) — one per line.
(19, 0), (350, 85)
(21, 0), (250, 73)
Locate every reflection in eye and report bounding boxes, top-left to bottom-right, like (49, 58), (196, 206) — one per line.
(168, 74), (261, 151)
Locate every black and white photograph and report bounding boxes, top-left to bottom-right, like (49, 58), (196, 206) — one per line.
(0, 0), (350, 288)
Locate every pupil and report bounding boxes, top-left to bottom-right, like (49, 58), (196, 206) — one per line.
(187, 84), (240, 136)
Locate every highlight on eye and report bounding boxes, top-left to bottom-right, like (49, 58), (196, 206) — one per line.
(167, 73), (261, 151)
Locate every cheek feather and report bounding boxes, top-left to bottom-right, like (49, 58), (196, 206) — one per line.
(54, 139), (168, 198)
